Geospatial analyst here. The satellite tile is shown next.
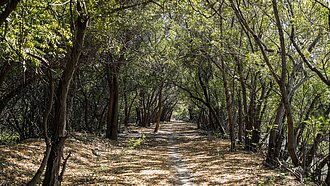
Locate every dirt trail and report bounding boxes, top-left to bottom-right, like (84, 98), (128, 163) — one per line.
(0, 122), (299, 185)
(167, 123), (194, 185)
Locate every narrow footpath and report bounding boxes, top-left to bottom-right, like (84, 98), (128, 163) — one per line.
(167, 123), (194, 185)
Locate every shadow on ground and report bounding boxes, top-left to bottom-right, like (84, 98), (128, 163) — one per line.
(0, 122), (299, 185)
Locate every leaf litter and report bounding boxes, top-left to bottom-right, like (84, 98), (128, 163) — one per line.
(0, 122), (301, 185)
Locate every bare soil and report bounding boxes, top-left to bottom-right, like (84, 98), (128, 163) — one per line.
(0, 122), (301, 185)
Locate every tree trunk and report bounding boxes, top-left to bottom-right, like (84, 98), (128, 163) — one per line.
(154, 83), (163, 133)
(136, 106), (141, 126)
(251, 80), (269, 150)
(247, 75), (256, 150)
(42, 7), (88, 185)
(124, 91), (129, 127)
(178, 84), (226, 133)
(197, 65), (215, 131)
(304, 133), (322, 171)
(222, 63), (235, 150)
(197, 108), (203, 129)
(237, 56), (248, 143)
(296, 95), (319, 147)
(266, 102), (285, 166)
(219, 3), (234, 149)
(281, 87), (300, 166)
(124, 92), (137, 127)
(313, 154), (329, 182)
(272, 0), (300, 166)
(230, 0), (300, 165)
(42, 137), (66, 186)
(27, 72), (54, 186)
(237, 90), (243, 143)
(325, 132), (330, 185)
(82, 90), (89, 131)
(106, 65), (119, 140)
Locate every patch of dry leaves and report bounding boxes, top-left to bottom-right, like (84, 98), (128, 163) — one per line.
(0, 122), (301, 185)
(170, 123), (300, 185)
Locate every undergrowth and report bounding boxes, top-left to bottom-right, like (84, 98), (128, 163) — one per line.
(127, 134), (146, 149)
(0, 131), (20, 145)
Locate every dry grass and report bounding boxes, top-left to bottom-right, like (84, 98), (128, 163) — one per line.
(0, 122), (301, 185)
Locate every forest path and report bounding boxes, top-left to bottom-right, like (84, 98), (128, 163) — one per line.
(0, 122), (299, 185)
(164, 122), (195, 185)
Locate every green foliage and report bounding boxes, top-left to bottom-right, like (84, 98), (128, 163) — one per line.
(0, 0), (72, 75)
(172, 102), (190, 120)
(304, 115), (330, 144)
(0, 131), (20, 144)
(127, 134), (146, 149)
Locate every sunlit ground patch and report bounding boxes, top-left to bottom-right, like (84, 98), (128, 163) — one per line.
(0, 122), (299, 185)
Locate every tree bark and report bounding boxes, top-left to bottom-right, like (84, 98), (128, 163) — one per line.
(251, 80), (269, 150)
(82, 90), (89, 131)
(218, 2), (234, 149)
(325, 132), (330, 185)
(106, 64), (119, 140)
(304, 133), (322, 171)
(124, 91), (137, 127)
(266, 102), (285, 166)
(272, 0), (300, 167)
(236, 56), (247, 145)
(124, 91), (129, 127)
(42, 6), (88, 185)
(154, 83), (163, 133)
(237, 90), (243, 143)
(296, 95), (319, 146)
(27, 71), (54, 186)
(221, 59), (235, 150)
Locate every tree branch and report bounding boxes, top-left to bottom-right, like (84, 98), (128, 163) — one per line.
(229, 0), (281, 84)
(290, 27), (330, 86)
(314, 0), (330, 11)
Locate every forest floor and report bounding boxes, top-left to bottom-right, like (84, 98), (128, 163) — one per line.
(0, 121), (301, 185)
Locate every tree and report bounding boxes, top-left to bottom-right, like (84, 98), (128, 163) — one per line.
(42, 2), (89, 185)
(229, 0), (300, 166)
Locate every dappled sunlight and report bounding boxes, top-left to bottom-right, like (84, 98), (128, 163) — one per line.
(0, 122), (299, 185)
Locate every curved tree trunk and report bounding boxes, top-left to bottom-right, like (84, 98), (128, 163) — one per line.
(42, 6), (88, 185)
(272, 0), (300, 166)
(27, 72), (54, 186)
